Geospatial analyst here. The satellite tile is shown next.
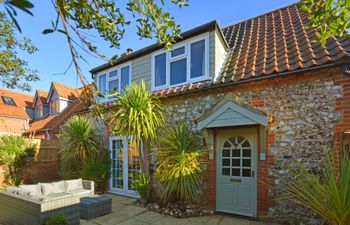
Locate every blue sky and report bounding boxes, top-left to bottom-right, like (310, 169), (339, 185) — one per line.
(13, 0), (298, 95)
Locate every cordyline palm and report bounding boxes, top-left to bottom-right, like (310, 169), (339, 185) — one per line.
(111, 80), (164, 173)
(60, 115), (98, 161)
(156, 123), (203, 203)
(278, 154), (350, 225)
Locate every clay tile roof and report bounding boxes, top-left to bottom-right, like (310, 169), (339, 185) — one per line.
(0, 88), (33, 119)
(36, 89), (48, 103)
(218, 3), (350, 84)
(153, 3), (350, 97)
(24, 99), (85, 133)
(52, 82), (79, 100)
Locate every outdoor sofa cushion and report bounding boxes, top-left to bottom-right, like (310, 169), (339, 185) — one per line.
(67, 189), (91, 197)
(41, 181), (65, 196)
(64, 178), (83, 191)
(45, 192), (71, 201)
(19, 184), (42, 196)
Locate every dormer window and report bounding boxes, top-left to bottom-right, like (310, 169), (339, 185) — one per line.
(1, 96), (16, 106)
(96, 63), (131, 101)
(152, 33), (209, 91)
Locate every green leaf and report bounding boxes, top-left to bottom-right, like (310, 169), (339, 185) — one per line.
(42, 29), (54, 34)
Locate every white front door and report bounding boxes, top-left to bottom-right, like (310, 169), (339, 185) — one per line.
(109, 136), (141, 197)
(216, 128), (257, 217)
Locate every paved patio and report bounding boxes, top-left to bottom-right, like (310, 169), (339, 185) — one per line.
(81, 194), (277, 225)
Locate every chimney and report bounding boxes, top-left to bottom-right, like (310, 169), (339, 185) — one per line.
(126, 48), (133, 55)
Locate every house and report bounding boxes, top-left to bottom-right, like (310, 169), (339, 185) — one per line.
(23, 82), (85, 139)
(0, 88), (34, 135)
(90, 3), (350, 223)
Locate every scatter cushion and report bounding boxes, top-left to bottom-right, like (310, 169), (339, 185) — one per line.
(41, 181), (65, 196)
(19, 184), (42, 196)
(64, 178), (83, 192)
(67, 189), (91, 197)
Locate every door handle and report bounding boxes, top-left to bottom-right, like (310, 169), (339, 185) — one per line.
(230, 178), (241, 183)
(252, 171), (255, 178)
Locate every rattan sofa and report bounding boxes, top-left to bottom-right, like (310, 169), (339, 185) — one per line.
(0, 179), (94, 225)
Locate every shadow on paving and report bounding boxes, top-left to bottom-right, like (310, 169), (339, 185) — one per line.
(80, 194), (280, 225)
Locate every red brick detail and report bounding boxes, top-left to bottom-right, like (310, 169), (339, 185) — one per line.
(0, 116), (28, 134)
(251, 96), (265, 108)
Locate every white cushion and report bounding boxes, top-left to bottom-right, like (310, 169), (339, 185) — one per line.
(45, 192), (71, 200)
(19, 184), (42, 196)
(67, 189), (91, 197)
(64, 178), (83, 192)
(41, 181), (65, 196)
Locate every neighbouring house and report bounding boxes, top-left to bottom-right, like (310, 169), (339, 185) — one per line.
(23, 82), (86, 139)
(90, 3), (350, 223)
(0, 88), (34, 135)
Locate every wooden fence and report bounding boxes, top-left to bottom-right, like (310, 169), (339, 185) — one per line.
(0, 139), (61, 187)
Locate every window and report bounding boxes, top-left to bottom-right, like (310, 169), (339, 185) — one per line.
(96, 64), (131, 101)
(152, 34), (209, 90)
(50, 99), (60, 114)
(1, 96), (16, 106)
(35, 103), (43, 119)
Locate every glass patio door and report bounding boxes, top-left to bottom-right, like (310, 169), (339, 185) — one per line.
(109, 136), (141, 197)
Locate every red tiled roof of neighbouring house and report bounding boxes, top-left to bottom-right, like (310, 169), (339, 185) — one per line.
(0, 88), (34, 119)
(52, 82), (79, 100)
(153, 3), (350, 97)
(24, 99), (85, 133)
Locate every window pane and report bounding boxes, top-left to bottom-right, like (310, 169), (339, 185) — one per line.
(155, 53), (166, 87)
(170, 58), (187, 85)
(222, 168), (230, 176)
(242, 169), (251, 177)
(190, 39), (205, 79)
(109, 70), (118, 78)
(1, 96), (16, 105)
(109, 79), (119, 93)
(232, 168), (240, 176)
(121, 66), (130, 91)
(171, 46), (185, 57)
(98, 74), (107, 93)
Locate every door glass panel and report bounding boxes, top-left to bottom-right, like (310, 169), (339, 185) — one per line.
(221, 135), (252, 178)
(232, 168), (240, 176)
(127, 141), (141, 190)
(222, 168), (230, 176)
(111, 140), (123, 189)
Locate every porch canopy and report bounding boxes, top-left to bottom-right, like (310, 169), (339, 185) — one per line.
(196, 98), (268, 160)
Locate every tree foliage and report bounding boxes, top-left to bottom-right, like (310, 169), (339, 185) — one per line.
(0, 12), (38, 91)
(300, 0), (350, 45)
(1, 0), (188, 85)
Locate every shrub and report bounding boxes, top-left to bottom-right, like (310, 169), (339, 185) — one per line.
(80, 151), (110, 193)
(155, 123), (203, 204)
(131, 173), (150, 202)
(45, 215), (67, 225)
(0, 135), (35, 186)
(278, 154), (350, 225)
(59, 115), (98, 179)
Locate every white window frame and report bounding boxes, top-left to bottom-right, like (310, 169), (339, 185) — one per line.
(151, 33), (210, 91)
(96, 62), (132, 102)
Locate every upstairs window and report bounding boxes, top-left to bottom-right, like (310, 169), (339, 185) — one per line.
(35, 103), (43, 119)
(96, 64), (131, 101)
(152, 34), (209, 91)
(50, 99), (60, 114)
(1, 96), (16, 106)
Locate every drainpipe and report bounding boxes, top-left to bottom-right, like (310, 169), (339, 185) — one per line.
(46, 130), (51, 140)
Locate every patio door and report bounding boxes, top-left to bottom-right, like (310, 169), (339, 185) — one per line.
(109, 136), (141, 197)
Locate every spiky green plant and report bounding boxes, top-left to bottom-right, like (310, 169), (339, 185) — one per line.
(111, 80), (164, 172)
(278, 154), (350, 225)
(60, 115), (98, 161)
(155, 123), (203, 204)
(131, 173), (151, 202)
(59, 116), (98, 179)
